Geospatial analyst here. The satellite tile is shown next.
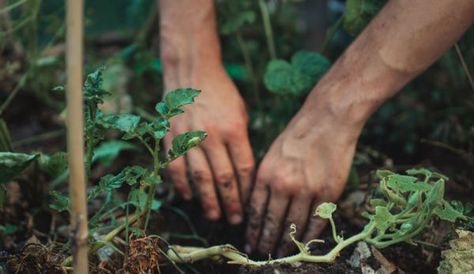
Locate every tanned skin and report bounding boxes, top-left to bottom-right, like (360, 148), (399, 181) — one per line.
(158, 0), (474, 256)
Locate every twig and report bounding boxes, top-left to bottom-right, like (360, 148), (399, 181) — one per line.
(258, 0), (277, 60)
(454, 43), (474, 93)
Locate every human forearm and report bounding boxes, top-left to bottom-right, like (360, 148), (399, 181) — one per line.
(158, 0), (222, 89)
(301, 0), (474, 131)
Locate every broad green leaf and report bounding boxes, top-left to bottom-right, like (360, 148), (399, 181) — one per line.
(0, 152), (38, 184)
(168, 131), (207, 159)
(93, 140), (138, 167)
(38, 152), (68, 177)
(373, 206), (394, 231)
(88, 166), (147, 200)
(50, 191), (70, 212)
(163, 88), (201, 113)
(263, 60), (293, 95)
(151, 118), (171, 140)
(100, 114), (140, 133)
(434, 201), (467, 222)
(314, 202), (337, 219)
(263, 51), (330, 96)
(387, 174), (430, 193)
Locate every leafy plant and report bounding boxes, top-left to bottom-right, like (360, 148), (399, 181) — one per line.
(264, 51), (330, 97)
(166, 168), (466, 265)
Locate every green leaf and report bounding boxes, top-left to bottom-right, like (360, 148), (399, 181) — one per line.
(93, 140), (139, 167)
(50, 191), (70, 213)
(161, 88), (201, 116)
(100, 114), (141, 133)
(373, 206), (394, 231)
(314, 202), (337, 219)
(38, 152), (68, 177)
(434, 201), (467, 222)
(88, 166), (147, 200)
(129, 189), (162, 211)
(0, 152), (38, 184)
(387, 174), (430, 193)
(84, 66), (111, 104)
(263, 51), (330, 96)
(343, 0), (386, 36)
(168, 131), (207, 159)
(426, 179), (445, 209)
(220, 10), (256, 34)
(375, 169), (395, 180)
(369, 198), (387, 207)
(0, 223), (17, 235)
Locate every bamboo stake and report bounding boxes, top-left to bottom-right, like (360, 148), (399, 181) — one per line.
(66, 0), (88, 273)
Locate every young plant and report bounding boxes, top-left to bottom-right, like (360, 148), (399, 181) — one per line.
(166, 168), (466, 265)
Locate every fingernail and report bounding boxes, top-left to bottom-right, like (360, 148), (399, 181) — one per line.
(244, 244), (252, 254)
(206, 210), (220, 220)
(230, 214), (242, 225)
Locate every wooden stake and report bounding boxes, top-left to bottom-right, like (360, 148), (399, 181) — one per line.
(66, 0), (88, 273)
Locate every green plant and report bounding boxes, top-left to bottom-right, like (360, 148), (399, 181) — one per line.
(166, 168), (466, 265)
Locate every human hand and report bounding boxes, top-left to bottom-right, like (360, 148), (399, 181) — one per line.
(245, 102), (360, 257)
(163, 64), (255, 225)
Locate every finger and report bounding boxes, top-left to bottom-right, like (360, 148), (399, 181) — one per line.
(276, 195), (312, 257)
(186, 147), (221, 220)
(245, 177), (269, 252)
(204, 142), (243, 225)
(257, 191), (290, 255)
(164, 135), (192, 200)
(227, 132), (255, 205)
(302, 202), (328, 244)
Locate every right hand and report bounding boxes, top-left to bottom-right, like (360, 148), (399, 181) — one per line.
(163, 63), (255, 225)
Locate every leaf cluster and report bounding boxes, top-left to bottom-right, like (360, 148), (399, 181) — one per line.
(263, 51), (330, 96)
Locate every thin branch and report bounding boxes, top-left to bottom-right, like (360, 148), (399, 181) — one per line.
(454, 43), (474, 93)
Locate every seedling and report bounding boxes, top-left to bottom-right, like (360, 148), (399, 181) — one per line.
(167, 168), (466, 265)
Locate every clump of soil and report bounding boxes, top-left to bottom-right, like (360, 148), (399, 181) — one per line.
(122, 236), (162, 274)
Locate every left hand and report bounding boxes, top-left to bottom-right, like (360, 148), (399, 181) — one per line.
(245, 105), (360, 257)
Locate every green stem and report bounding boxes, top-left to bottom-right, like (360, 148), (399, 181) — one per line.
(329, 217), (342, 243)
(142, 140), (161, 230)
(320, 16), (343, 55)
(258, 0), (276, 60)
(167, 222), (376, 265)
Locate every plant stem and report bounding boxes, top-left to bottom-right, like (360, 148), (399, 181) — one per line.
(329, 217), (342, 243)
(142, 140), (161, 230)
(320, 16), (343, 55)
(65, 0), (88, 272)
(258, 0), (276, 60)
(167, 223), (376, 265)
(454, 43), (474, 92)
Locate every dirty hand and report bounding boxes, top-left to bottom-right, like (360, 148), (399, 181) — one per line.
(246, 81), (364, 256)
(163, 63), (255, 225)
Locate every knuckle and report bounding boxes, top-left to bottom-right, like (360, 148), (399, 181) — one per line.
(215, 171), (235, 187)
(191, 169), (212, 183)
(308, 183), (325, 196)
(236, 163), (255, 177)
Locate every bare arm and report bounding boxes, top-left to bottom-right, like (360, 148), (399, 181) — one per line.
(248, 0), (474, 256)
(159, 0), (254, 225)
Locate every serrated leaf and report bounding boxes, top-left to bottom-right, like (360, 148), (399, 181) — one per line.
(88, 166), (147, 200)
(373, 206), (394, 231)
(84, 66), (110, 104)
(387, 174), (430, 193)
(375, 169), (395, 180)
(168, 131), (207, 159)
(100, 114), (141, 133)
(434, 201), (467, 222)
(50, 191), (70, 212)
(314, 202), (337, 219)
(0, 152), (38, 184)
(38, 152), (68, 177)
(162, 88), (201, 115)
(129, 189), (162, 211)
(93, 140), (138, 167)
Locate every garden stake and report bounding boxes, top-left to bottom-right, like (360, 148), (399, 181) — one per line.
(66, 0), (89, 273)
